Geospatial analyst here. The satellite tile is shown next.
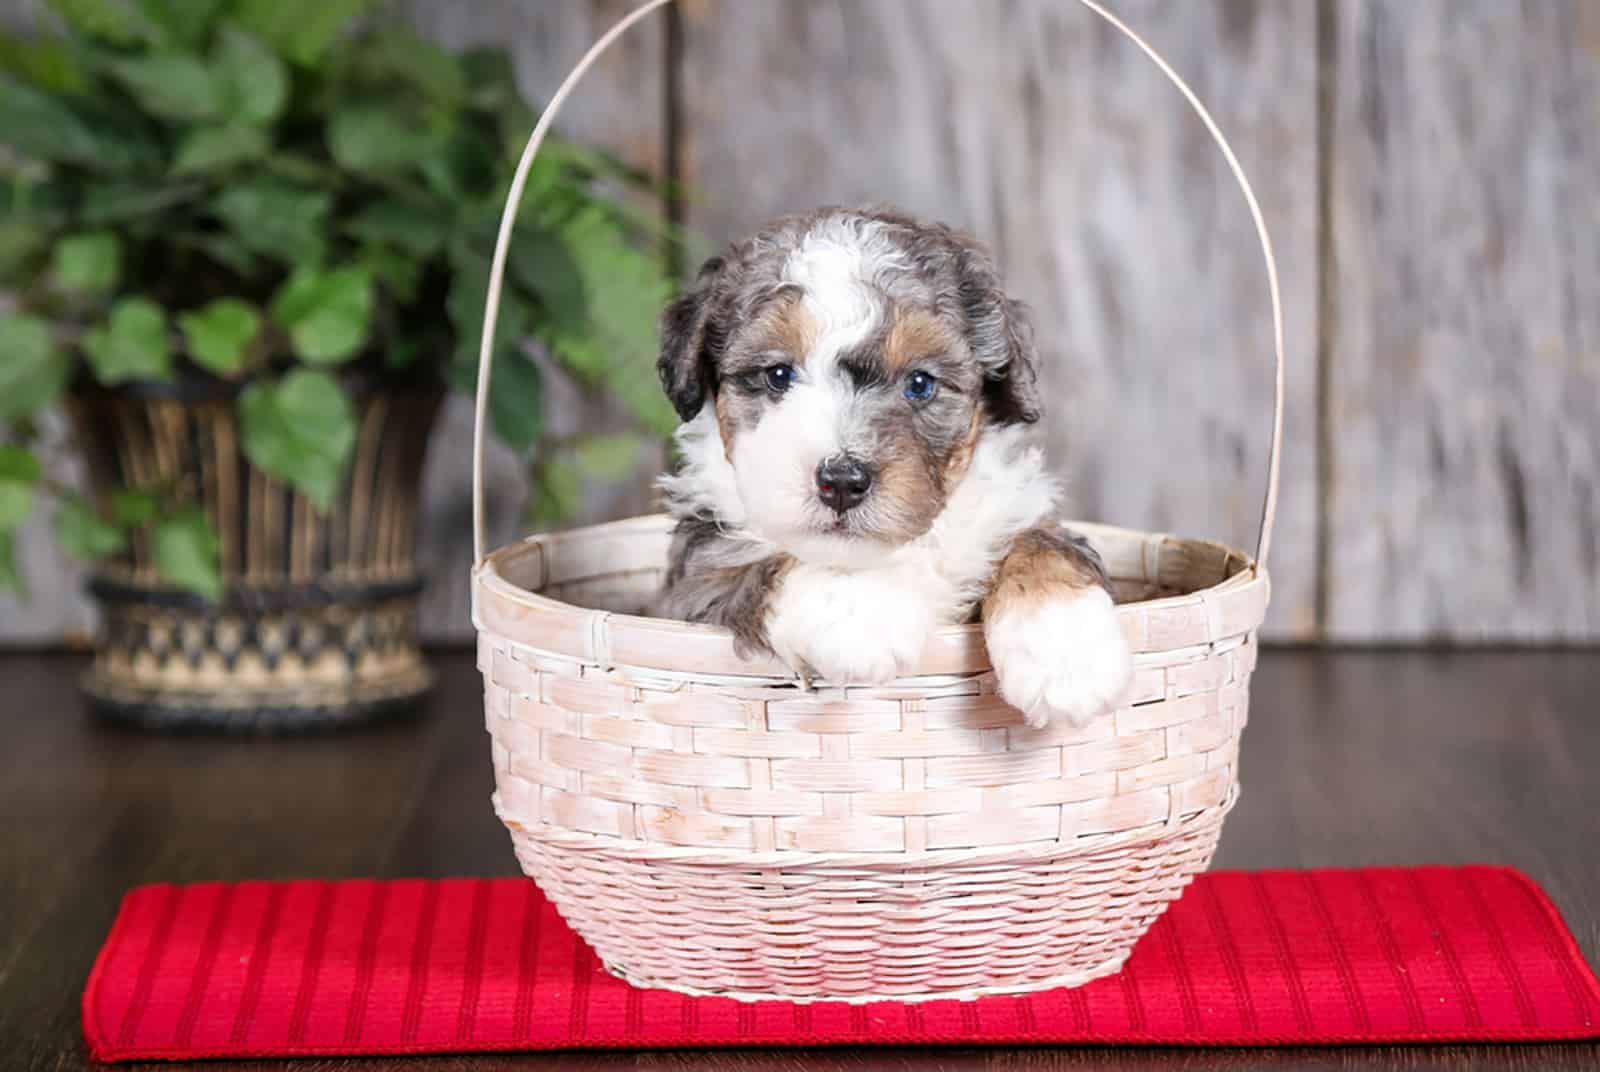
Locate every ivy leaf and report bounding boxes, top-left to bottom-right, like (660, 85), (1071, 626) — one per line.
(0, 446), (42, 531)
(510, 227), (586, 327)
(527, 459), (579, 529)
(212, 181), (330, 265)
(50, 231), (121, 294)
(460, 47), (519, 109)
(0, 530), (20, 596)
(446, 313), (541, 454)
(0, 220), (45, 285)
(83, 298), (174, 385)
(328, 102), (445, 173)
(55, 495), (126, 561)
(232, 0), (375, 67)
(171, 123), (268, 175)
(0, 77), (127, 168)
(575, 434), (641, 481)
(270, 265), (373, 365)
(46, 0), (151, 46)
(212, 24), (287, 125)
(0, 314), (71, 422)
(343, 200), (448, 259)
(238, 370), (356, 512)
(153, 507), (222, 601)
(184, 232), (256, 276)
(486, 347), (542, 454)
(0, 30), (91, 95)
(363, 28), (466, 106)
(354, 243), (421, 304)
(109, 54), (222, 121)
(418, 126), (496, 202)
(136, 0), (225, 48)
(82, 180), (204, 225)
(112, 488), (159, 526)
(178, 298), (260, 375)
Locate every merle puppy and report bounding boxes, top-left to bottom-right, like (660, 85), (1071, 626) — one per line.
(652, 206), (1130, 727)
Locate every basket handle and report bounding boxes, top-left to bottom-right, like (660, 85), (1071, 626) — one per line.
(472, 0), (1286, 572)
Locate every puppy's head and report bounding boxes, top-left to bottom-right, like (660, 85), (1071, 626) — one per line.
(659, 206), (1041, 565)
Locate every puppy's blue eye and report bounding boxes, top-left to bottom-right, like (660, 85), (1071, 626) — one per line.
(764, 364), (795, 393)
(903, 370), (938, 402)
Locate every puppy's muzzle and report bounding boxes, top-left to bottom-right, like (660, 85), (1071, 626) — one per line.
(815, 456), (874, 514)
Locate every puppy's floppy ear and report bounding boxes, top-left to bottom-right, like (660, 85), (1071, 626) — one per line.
(990, 297), (1043, 424)
(658, 255), (728, 422)
(954, 243), (1042, 425)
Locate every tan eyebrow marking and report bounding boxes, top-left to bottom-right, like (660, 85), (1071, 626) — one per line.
(884, 307), (956, 373)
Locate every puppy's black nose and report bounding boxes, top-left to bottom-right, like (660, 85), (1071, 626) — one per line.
(816, 456), (874, 513)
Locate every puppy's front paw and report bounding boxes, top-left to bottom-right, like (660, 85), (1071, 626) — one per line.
(766, 574), (930, 685)
(986, 586), (1131, 728)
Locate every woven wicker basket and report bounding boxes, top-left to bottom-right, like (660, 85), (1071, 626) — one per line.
(471, 0), (1286, 1002)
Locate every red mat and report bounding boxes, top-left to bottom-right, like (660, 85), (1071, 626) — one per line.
(84, 866), (1600, 1061)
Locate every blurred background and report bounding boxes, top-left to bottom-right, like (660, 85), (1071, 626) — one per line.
(2, 0), (1596, 655)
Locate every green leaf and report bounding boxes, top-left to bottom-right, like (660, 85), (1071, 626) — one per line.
(171, 123), (268, 175)
(83, 298), (173, 385)
(0, 77), (124, 168)
(0, 31), (92, 95)
(487, 347), (542, 453)
(270, 265), (373, 365)
(0, 529), (20, 596)
(82, 180), (204, 225)
(153, 508), (222, 601)
(527, 459), (579, 528)
(460, 47), (519, 109)
(232, 0), (375, 66)
(510, 227), (585, 325)
(112, 488), (158, 526)
(343, 200), (448, 259)
(182, 232), (256, 276)
(0, 445), (41, 531)
(418, 126), (496, 201)
(178, 298), (260, 374)
(363, 28), (466, 106)
(261, 152), (338, 186)
(109, 54), (223, 121)
(237, 370), (356, 511)
(0, 220), (45, 284)
(327, 102), (445, 173)
(50, 231), (121, 294)
(47, 0), (151, 46)
(0, 314), (71, 422)
(55, 496), (126, 561)
(212, 24), (287, 125)
(575, 434), (641, 481)
(137, 0), (224, 48)
(211, 181), (330, 265)
(354, 243), (421, 304)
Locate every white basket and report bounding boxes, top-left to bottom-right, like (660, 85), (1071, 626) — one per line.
(469, 0), (1285, 1003)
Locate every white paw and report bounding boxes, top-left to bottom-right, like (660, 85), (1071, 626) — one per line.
(986, 587), (1132, 728)
(766, 568), (931, 685)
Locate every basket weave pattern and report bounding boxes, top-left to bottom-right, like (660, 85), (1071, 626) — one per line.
(477, 517), (1263, 1000)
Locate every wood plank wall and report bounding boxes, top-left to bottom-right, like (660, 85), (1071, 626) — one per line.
(2, 0), (1595, 645)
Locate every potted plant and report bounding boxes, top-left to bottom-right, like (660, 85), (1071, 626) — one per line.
(0, 1), (677, 729)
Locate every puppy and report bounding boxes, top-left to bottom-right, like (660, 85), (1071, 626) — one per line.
(652, 206), (1131, 727)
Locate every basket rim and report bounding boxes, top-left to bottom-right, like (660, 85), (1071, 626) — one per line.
(473, 515), (1270, 679)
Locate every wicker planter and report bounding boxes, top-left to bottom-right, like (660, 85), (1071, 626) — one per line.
(68, 375), (444, 732)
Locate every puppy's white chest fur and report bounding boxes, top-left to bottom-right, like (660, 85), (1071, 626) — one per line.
(760, 424), (1060, 682)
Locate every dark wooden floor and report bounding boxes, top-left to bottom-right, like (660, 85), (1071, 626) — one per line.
(1, 650), (1596, 1071)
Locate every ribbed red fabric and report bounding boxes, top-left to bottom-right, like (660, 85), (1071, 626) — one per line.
(83, 866), (1600, 1061)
